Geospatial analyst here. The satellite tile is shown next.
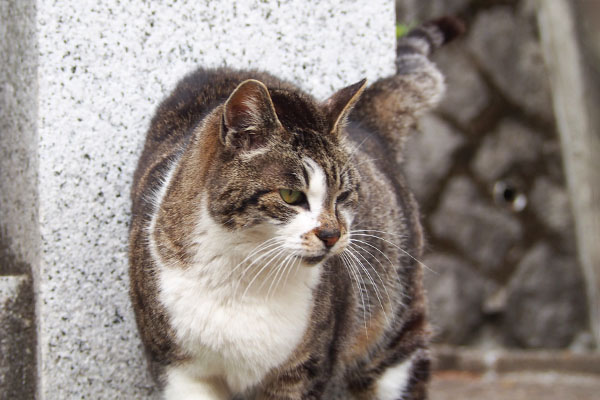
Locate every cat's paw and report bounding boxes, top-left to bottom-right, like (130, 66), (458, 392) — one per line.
(164, 367), (230, 400)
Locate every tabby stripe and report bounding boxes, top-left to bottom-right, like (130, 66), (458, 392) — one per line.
(224, 189), (271, 215)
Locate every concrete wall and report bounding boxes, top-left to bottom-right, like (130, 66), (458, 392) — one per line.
(0, 0), (395, 397)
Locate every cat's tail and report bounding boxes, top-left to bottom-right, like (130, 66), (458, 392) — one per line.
(397, 17), (465, 59)
(351, 17), (465, 157)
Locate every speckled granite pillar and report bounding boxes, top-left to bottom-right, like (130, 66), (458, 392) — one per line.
(1, 0), (395, 397)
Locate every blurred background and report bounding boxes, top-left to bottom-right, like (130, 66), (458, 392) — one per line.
(399, 0), (595, 351)
(397, 0), (600, 398)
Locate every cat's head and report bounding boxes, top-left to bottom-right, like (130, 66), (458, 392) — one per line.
(204, 78), (366, 266)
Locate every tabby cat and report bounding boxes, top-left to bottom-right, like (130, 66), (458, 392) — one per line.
(129, 18), (462, 400)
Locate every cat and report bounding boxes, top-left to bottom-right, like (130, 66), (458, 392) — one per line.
(129, 17), (463, 400)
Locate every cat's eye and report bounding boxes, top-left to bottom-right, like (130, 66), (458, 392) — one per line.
(337, 191), (351, 203)
(279, 189), (306, 205)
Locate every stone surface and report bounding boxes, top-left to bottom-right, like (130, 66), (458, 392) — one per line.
(430, 176), (523, 274)
(529, 177), (574, 234)
(505, 243), (588, 348)
(423, 253), (493, 344)
(472, 118), (542, 182)
(0, 275), (36, 400)
(431, 371), (600, 400)
(0, 0), (396, 398)
(404, 115), (465, 203)
(434, 43), (491, 125)
(467, 6), (553, 120)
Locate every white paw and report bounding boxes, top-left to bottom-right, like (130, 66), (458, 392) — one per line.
(164, 367), (230, 400)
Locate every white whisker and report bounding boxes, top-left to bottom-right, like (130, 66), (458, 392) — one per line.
(341, 252), (369, 337)
(350, 232), (436, 274)
(345, 248), (388, 323)
(241, 247), (287, 300)
(347, 244), (393, 308)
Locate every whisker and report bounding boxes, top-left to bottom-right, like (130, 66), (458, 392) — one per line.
(226, 237), (284, 281)
(233, 243), (286, 296)
(265, 252), (296, 300)
(347, 241), (405, 307)
(350, 232), (436, 275)
(341, 252), (369, 337)
(349, 238), (413, 303)
(241, 247), (288, 300)
(281, 254), (300, 290)
(347, 244), (393, 307)
(351, 229), (407, 239)
(257, 251), (289, 297)
(345, 248), (388, 323)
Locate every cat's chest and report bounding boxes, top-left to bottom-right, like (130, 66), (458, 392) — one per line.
(157, 257), (320, 391)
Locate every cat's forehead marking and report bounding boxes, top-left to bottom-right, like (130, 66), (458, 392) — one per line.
(303, 158), (327, 214)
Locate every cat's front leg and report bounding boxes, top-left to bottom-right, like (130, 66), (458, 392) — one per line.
(163, 366), (231, 400)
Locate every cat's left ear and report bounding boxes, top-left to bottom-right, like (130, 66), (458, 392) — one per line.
(221, 79), (282, 150)
(322, 78), (367, 136)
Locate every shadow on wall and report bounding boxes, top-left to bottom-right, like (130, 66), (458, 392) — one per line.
(396, 0), (592, 350)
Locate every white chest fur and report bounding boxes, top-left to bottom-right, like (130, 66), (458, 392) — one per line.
(158, 259), (320, 393)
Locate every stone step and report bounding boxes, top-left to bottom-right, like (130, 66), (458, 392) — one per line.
(431, 346), (600, 400)
(433, 345), (600, 376)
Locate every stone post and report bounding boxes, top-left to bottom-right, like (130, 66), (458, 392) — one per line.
(537, 0), (600, 347)
(0, 0), (395, 397)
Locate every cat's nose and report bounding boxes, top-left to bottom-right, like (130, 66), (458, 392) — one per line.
(315, 228), (340, 248)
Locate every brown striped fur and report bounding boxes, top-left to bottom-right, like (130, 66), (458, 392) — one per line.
(129, 18), (463, 399)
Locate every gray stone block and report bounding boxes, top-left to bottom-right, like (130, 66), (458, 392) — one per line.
(434, 44), (491, 125)
(423, 253), (494, 344)
(467, 6), (553, 120)
(0, 0), (396, 397)
(0, 275), (36, 400)
(472, 118), (542, 182)
(529, 177), (574, 234)
(404, 115), (465, 203)
(430, 176), (523, 274)
(505, 242), (588, 348)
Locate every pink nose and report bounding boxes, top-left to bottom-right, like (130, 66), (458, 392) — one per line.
(315, 229), (340, 248)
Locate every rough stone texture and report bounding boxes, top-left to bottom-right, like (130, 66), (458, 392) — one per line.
(430, 176), (523, 275)
(0, 275), (36, 400)
(423, 253), (493, 344)
(434, 43), (491, 125)
(0, 0), (396, 398)
(472, 118), (543, 182)
(467, 6), (553, 121)
(404, 115), (465, 203)
(505, 243), (588, 348)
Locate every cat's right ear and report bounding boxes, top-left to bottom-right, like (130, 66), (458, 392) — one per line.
(220, 79), (282, 150)
(322, 78), (367, 136)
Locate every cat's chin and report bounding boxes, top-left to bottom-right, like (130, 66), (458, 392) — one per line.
(300, 254), (327, 266)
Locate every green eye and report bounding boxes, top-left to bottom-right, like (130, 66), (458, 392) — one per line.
(279, 189), (305, 205)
